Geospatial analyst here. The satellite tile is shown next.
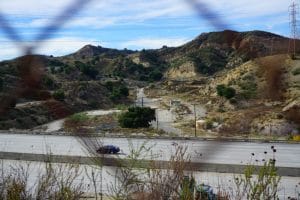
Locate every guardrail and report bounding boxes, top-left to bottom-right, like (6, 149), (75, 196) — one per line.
(1, 151), (299, 177)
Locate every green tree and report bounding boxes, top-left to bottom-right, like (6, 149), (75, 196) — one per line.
(216, 84), (226, 96)
(118, 85), (129, 97)
(223, 87), (236, 99)
(118, 107), (156, 128)
(149, 70), (163, 81)
(216, 84), (236, 99)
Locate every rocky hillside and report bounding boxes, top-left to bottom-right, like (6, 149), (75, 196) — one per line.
(162, 30), (295, 79)
(162, 54), (300, 137)
(0, 30), (298, 131)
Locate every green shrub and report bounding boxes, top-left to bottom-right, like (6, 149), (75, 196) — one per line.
(63, 65), (74, 74)
(216, 84), (226, 96)
(238, 81), (257, 99)
(216, 84), (236, 99)
(119, 85), (129, 96)
(188, 47), (227, 75)
(149, 70), (163, 81)
(118, 107), (156, 128)
(234, 148), (281, 199)
(42, 75), (56, 90)
(205, 119), (213, 129)
(53, 90), (65, 101)
(74, 61), (98, 79)
(223, 87), (236, 99)
(292, 67), (300, 75)
(106, 82), (129, 101)
(68, 113), (89, 123)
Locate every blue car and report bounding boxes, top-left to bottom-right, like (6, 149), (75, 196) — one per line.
(96, 145), (120, 154)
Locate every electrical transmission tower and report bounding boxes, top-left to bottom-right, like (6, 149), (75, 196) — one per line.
(289, 1), (299, 57)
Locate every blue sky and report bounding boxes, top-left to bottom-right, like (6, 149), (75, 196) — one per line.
(0, 0), (294, 60)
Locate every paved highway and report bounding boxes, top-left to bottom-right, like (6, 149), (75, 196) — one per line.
(0, 133), (299, 168)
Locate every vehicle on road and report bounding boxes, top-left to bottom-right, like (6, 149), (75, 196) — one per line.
(96, 145), (120, 154)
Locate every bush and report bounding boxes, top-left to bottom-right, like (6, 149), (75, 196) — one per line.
(216, 84), (226, 96)
(42, 76), (56, 90)
(149, 70), (163, 81)
(216, 84), (236, 99)
(75, 61), (98, 79)
(106, 83), (129, 101)
(119, 85), (129, 97)
(53, 90), (65, 101)
(68, 113), (89, 123)
(118, 107), (156, 128)
(292, 67), (300, 75)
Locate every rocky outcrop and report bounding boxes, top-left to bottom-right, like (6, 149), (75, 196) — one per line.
(165, 61), (197, 80)
(251, 119), (299, 136)
(283, 100), (300, 124)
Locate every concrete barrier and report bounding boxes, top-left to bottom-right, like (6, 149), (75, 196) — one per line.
(0, 151), (299, 177)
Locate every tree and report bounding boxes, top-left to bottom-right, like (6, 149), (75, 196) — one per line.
(119, 85), (129, 97)
(118, 107), (156, 128)
(223, 87), (236, 99)
(149, 70), (163, 81)
(216, 84), (236, 99)
(216, 84), (226, 96)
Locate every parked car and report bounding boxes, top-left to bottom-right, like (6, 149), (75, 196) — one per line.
(96, 145), (120, 154)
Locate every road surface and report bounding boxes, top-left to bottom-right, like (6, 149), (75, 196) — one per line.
(0, 133), (299, 168)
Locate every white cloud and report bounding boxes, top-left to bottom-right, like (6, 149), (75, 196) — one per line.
(0, 43), (23, 60)
(0, 0), (290, 30)
(0, 0), (291, 60)
(35, 37), (100, 56)
(121, 37), (190, 49)
(0, 37), (101, 60)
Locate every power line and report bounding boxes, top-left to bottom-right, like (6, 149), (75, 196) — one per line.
(288, 1), (299, 57)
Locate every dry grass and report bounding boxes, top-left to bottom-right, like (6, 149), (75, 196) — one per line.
(0, 161), (84, 200)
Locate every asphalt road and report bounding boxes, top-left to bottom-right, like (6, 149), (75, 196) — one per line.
(0, 133), (299, 168)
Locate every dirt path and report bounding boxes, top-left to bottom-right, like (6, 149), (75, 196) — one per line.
(136, 88), (207, 135)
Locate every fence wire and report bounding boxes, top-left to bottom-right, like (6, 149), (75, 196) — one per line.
(0, 2), (294, 198)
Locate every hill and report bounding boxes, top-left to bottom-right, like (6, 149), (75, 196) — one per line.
(0, 30), (299, 131)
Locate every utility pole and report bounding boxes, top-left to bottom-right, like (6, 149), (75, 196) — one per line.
(289, 1), (299, 57)
(192, 104), (197, 137)
(156, 108), (159, 131)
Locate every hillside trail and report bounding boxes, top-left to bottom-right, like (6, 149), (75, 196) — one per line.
(34, 110), (121, 133)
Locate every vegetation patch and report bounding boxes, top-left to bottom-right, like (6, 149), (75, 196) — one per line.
(188, 47), (227, 75)
(64, 113), (91, 132)
(52, 90), (65, 101)
(292, 67), (300, 75)
(118, 107), (156, 128)
(105, 81), (129, 102)
(216, 84), (236, 99)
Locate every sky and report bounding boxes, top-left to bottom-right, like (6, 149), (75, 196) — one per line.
(0, 0), (295, 60)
